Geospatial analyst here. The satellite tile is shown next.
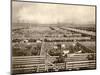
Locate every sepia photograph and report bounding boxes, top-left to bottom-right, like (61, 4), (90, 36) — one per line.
(11, 0), (96, 74)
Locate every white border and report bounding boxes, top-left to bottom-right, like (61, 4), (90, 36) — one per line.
(0, 0), (100, 75)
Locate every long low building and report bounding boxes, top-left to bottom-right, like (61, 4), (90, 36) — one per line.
(12, 37), (91, 43)
(60, 27), (95, 36)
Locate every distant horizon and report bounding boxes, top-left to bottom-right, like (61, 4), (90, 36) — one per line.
(12, 22), (96, 28)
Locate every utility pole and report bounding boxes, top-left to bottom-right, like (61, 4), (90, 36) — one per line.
(45, 47), (48, 72)
(40, 37), (48, 72)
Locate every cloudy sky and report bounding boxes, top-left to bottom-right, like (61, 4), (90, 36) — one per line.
(12, 1), (95, 25)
